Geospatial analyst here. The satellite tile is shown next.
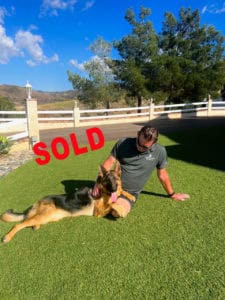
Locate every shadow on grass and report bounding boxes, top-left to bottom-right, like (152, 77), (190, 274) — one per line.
(163, 124), (225, 172)
(138, 118), (225, 172)
(134, 117), (225, 172)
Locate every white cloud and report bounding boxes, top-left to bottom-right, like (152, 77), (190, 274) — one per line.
(15, 29), (59, 66)
(82, 1), (95, 12)
(0, 25), (20, 63)
(202, 3), (225, 14)
(27, 54), (59, 66)
(0, 6), (15, 24)
(0, 24), (59, 66)
(0, 5), (58, 66)
(201, 6), (207, 14)
(0, 7), (21, 63)
(69, 59), (85, 71)
(15, 30), (45, 62)
(69, 55), (112, 75)
(40, 0), (77, 16)
(0, 7), (7, 24)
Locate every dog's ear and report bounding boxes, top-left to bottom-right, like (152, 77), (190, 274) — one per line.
(99, 165), (107, 176)
(114, 160), (121, 177)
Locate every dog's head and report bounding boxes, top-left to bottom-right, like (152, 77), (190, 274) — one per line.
(93, 163), (122, 217)
(96, 165), (118, 195)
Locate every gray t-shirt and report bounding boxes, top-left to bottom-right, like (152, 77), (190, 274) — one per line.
(111, 137), (168, 197)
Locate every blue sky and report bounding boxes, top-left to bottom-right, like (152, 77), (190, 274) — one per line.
(0, 0), (225, 92)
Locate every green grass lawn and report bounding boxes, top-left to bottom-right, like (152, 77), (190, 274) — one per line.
(0, 125), (224, 299)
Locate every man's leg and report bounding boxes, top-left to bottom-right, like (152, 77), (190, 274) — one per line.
(111, 197), (132, 218)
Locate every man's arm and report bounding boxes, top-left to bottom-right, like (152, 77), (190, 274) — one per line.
(157, 168), (190, 201)
(102, 155), (116, 171)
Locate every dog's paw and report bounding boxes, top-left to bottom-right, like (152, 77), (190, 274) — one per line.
(32, 225), (41, 231)
(2, 235), (10, 244)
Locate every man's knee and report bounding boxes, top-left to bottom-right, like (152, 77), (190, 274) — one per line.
(111, 206), (129, 218)
(111, 198), (131, 218)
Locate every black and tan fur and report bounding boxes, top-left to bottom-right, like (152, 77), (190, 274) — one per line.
(0, 165), (119, 243)
(0, 162), (135, 243)
(94, 161), (136, 217)
(110, 161), (136, 217)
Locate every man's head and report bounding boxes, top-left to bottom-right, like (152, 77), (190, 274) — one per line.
(136, 126), (158, 152)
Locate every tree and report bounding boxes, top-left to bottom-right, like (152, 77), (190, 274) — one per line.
(69, 6), (225, 105)
(157, 7), (225, 102)
(68, 36), (121, 108)
(112, 7), (158, 107)
(0, 96), (15, 111)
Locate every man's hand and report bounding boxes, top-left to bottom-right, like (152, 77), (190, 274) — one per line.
(171, 193), (190, 201)
(92, 183), (101, 198)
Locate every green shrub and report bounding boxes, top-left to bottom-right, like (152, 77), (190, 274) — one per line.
(0, 96), (15, 111)
(0, 135), (12, 154)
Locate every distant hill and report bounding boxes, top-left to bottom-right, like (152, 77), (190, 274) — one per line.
(0, 84), (76, 107)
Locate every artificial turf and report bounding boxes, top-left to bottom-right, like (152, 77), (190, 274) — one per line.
(0, 125), (224, 299)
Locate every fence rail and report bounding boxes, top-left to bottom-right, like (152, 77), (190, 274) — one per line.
(0, 99), (225, 135)
(38, 100), (224, 122)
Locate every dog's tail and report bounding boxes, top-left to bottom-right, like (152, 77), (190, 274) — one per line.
(0, 209), (25, 222)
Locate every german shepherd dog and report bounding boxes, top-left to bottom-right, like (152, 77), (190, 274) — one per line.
(0, 165), (121, 243)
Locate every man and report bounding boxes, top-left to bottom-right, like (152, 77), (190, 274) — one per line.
(94, 125), (190, 217)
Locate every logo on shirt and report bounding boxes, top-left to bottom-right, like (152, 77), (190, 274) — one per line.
(145, 154), (155, 161)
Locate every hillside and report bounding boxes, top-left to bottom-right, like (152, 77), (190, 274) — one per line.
(0, 84), (75, 108)
(0, 84), (138, 110)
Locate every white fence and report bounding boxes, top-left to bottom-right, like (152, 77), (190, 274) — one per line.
(37, 99), (225, 128)
(0, 99), (225, 134)
(0, 111), (27, 141)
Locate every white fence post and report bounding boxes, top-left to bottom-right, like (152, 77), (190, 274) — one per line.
(207, 94), (212, 116)
(26, 97), (39, 148)
(73, 100), (80, 127)
(149, 98), (155, 120)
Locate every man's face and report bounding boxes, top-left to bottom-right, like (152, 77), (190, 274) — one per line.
(136, 133), (155, 152)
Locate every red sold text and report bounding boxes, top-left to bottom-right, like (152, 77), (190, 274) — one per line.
(33, 127), (104, 166)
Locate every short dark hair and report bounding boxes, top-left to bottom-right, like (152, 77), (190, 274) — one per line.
(138, 126), (158, 142)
